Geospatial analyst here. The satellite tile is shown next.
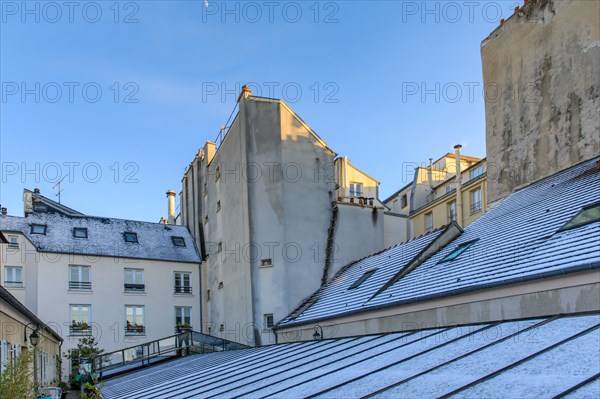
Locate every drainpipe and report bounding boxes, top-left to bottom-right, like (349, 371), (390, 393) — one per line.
(427, 158), (434, 202)
(454, 144), (463, 227)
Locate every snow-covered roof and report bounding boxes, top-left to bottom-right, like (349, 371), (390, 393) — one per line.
(100, 312), (600, 399)
(0, 212), (200, 264)
(278, 157), (600, 328)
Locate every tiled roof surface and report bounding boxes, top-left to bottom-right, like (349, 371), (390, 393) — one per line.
(0, 212), (200, 263)
(100, 312), (600, 399)
(278, 157), (600, 328)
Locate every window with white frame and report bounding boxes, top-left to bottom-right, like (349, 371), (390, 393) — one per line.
(349, 182), (363, 197)
(4, 266), (23, 288)
(69, 265), (91, 290)
(471, 188), (482, 214)
(425, 212), (433, 232)
(70, 304), (91, 335)
(73, 227), (88, 239)
(125, 305), (145, 335)
(469, 165), (484, 180)
(175, 307), (192, 330)
(174, 272), (192, 294)
(124, 268), (144, 292)
(7, 235), (18, 247)
(448, 201), (457, 223)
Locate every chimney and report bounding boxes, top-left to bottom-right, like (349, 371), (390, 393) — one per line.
(237, 85), (252, 102)
(1, 207), (7, 215)
(167, 189), (176, 224)
(454, 144), (463, 227)
(428, 158), (434, 189)
(33, 188), (40, 194)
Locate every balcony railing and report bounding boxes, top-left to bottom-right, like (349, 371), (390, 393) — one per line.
(124, 283), (145, 292)
(70, 325), (91, 336)
(125, 325), (146, 336)
(471, 201), (482, 215)
(174, 286), (192, 294)
(69, 281), (91, 290)
(4, 281), (23, 288)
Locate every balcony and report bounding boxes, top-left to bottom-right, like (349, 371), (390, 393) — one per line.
(124, 283), (145, 293)
(69, 281), (92, 291)
(174, 286), (193, 294)
(70, 323), (91, 336)
(125, 324), (146, 336)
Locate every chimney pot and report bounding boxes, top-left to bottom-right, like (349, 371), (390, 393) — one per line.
(34, 188), (40, 194)
(1, 207), (7, 215)
(238, 85), (252, 102)
(166, 189), (176, 224)
(453, 144), (462, 150)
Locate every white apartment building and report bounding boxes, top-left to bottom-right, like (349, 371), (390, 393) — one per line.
(0, 189), (201, 377)
(179, 87), (400, 346)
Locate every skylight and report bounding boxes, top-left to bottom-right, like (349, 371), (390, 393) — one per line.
(73, 227), (88, 239)
(348, 269), (378, 290)
(438, 239), (479, 263)
(124, 232), (138, 243)
(30, 224), (47, 235)
(559, 202), (600, 231)
(171, 236), (186, 247)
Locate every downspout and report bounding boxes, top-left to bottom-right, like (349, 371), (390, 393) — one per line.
(454, 144), (463, 227)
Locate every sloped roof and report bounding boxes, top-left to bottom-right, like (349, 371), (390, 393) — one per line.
(277, 228), (446, 327)
(0, 213), (200, 264)
(278, 157), (600, 328)
(100, 312), (600, 399)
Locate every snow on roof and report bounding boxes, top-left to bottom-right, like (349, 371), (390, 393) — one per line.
(0, 212), (200, 264)
(100, 312), (600, 399)
(278, 157), (600, 328)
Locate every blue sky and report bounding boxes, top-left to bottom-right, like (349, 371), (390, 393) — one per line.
(0, 1), (520, 221)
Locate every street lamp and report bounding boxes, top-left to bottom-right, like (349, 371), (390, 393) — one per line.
(25, 323), (40, 393)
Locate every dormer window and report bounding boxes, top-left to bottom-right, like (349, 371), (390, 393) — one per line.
(124, 232), (138, 243)
(73, 228), (88, 239)
(559, 202), (600, 232)
(438, 239), (479, 263)
(172, 236), (186, 247)
(31, 224), (47, 235)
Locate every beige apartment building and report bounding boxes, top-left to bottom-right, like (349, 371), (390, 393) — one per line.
(385, 147), (487, 238)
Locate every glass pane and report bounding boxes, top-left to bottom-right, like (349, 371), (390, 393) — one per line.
(81, 306), (89, 323)
(15, 267), (22, 282)
(81, 267), (90, 283)
(71, 306), (79, 322)
(183, 273), (190, 287)
(70, 267), (79, 282)
(125, 269), (133, 284)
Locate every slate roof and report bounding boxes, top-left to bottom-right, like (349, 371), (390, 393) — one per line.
(277, 157), (600, 328)
(100, 312), (600, 399)
(0, 212), (200, 264)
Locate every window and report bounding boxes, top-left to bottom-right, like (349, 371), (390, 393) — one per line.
(215, 166), (221, 181)
(559, 202), (600, 231)
(448, 201), (457, 223)
(30, 224), (47, 235)
(204, 182), (208, 196)
(216, 201), (221, 212)
(470, 165), (484, 180)
(260, 258), (272, 267)
(349, 183), (363, 197)
(124, 269), (144, 292)
(33, 204), (48, 212)
(348, 268), (377, 289)
(438, 239), (479, 263)
(264, 314), (274, 329)
(400, 194), (408, 208)
(123, 232), (138, 243)
(175, 307), (192, 330)
(445, 185), (453, 194)
(217, 242), (222, 253)
(171, 236), (186, 247)
(7, 235), (18, 248)
(218, 281), (224, 289)
(69, 265), (91, 291)
(73, 228), (88, 239)
(125, 306), (145, 335)
(174, 272), (192, 294)
(4, 266), (23, 288)
(70, 304), (91, 335)
(425, 212), (433, 232)
(470, 188), (482, 214)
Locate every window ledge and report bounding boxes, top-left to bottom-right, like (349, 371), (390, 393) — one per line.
(68, 290), (93, 294)
(5, 286), (25, 290)
(259, 264), (273, 269)
(173, 293), (194, 297)
(124, 291), (146, 295)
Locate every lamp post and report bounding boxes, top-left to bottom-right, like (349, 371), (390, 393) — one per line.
(312, 325), (324, 341)
(25, 323), (40, 393)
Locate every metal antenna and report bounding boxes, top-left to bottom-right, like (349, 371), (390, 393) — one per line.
(53, 176), (66, 204)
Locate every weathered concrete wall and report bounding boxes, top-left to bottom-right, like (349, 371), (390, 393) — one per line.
(482, 0), (600, 204)
(383, 212), (408, 248)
